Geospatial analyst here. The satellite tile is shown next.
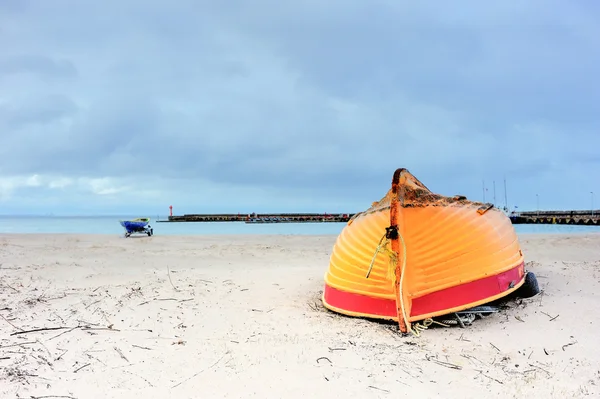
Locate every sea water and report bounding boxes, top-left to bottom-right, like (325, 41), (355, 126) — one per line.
(1, 215), (600, 235)
(0, 215), (346, 235)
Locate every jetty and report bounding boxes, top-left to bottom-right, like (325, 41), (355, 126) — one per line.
(158, 208), (599, 226)
(159, 213), (355, 223)
(510, 210), (599, 225)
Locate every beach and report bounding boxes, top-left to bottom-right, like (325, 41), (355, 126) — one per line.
(1, 233), (599, 398)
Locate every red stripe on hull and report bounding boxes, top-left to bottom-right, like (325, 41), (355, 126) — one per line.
(411, 262), (525, 316)
(323, 262), (525, 319)
(323, 285), (398, 318)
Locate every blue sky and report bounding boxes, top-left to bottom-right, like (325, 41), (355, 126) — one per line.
(0, 1), (598, 216)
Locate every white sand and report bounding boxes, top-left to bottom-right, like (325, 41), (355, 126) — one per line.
(1, 233), (599, 398)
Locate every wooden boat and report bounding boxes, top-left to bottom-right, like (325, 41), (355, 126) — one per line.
(322, 168), (539, 334)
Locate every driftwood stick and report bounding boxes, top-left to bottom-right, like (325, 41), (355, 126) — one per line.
(10, 326), (69, 336)
(9, 324), (118, 337)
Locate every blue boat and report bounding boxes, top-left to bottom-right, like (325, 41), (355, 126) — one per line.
(119, 218), (153, 237)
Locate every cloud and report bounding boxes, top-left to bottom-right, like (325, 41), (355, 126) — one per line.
(0, 55), (78, 80)
(0, 175), (110, 200)
(0, 94), (78, 128)
(0, 175), (40, 200)
(0, 0), (598, 215)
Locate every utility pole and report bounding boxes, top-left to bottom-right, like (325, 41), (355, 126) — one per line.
(482, 180), (486, 203)
(504, 178), (509, 211)
(592, 192), (595, 217)
(493, 181), (496, 207)
(536, 194), (539, 216)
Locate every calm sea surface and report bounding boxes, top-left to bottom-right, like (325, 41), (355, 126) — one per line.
(1, 216), (600, 235)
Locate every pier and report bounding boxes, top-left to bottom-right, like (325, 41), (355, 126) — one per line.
(158, 209), (599, 226)
(159, 213), (355, 224)
(510, 210), (599, 225)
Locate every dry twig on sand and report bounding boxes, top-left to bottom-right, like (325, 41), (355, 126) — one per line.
(477, 370), (504, 385)
(0, 313), (24, 331)
(114, 346), (129, 362)
(0, 341), (36, 349)
(171, 351), (229, 388)
(167, 267), (180, 292)
(0, 279), (19, 293)
(132, 345), (152, 350)
(368, 385), (390, 393)
(425, 354), (462, 370)
(48, 326), (82, 340)
(562, 341), (577, 351)
(490, 343), (501, 352)
(10, 326), (69, 336)
(73, 363), (90, 373)
(30, 396), (77, 399)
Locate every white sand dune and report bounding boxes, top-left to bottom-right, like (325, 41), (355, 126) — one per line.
(1, 233), (599, 398)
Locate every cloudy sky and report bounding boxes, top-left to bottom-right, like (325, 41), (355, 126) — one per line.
(1, 1), (598, 216)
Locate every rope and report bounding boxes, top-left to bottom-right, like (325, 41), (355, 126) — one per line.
(365, 234), (389, 279)
(366, 230), (449, 337)
(410, 318), (450, 337)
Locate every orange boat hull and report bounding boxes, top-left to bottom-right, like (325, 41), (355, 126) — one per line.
(322, 168), (525, 330)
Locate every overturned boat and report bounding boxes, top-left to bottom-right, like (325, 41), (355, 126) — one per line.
(322, 168), (539, 334)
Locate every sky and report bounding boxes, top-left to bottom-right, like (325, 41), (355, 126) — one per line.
(0, 1), (599, 216)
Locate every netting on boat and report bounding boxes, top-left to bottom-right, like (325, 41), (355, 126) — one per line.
(350, 169), (492, 222)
